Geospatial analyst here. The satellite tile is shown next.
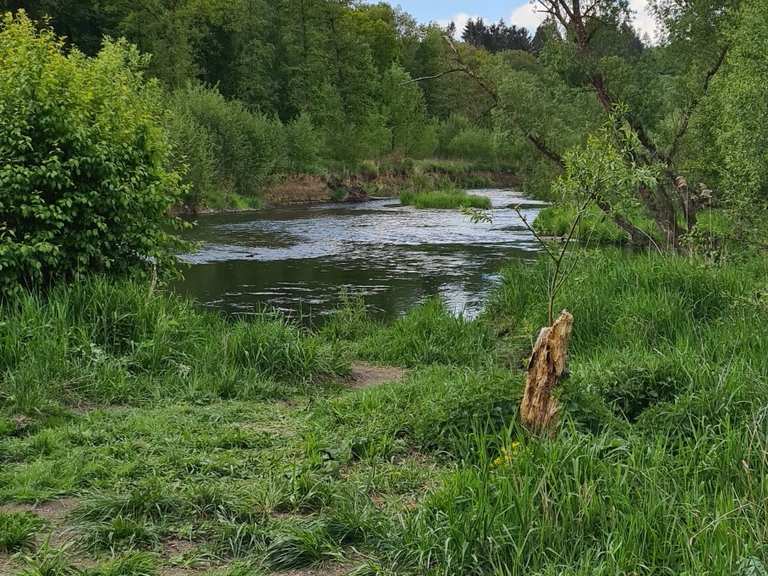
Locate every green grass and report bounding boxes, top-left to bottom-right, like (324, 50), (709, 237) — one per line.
(534, 203), (658, 244)
(0, 277), (349, 414)
(321, 297), (494, 368)
(0, 511), (45, 552)
(2, 250), (768, 574)
(399, 188), (492, 210)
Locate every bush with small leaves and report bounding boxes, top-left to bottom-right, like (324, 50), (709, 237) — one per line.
(0, 12), (184, 296)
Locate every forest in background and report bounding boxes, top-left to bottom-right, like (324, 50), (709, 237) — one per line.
(5, 0), (534, 210)
(5, 0), (766, 255)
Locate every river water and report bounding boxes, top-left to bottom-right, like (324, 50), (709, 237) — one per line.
(174, 189), (544, 322)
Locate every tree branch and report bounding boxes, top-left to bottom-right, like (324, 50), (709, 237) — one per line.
(402, 68), (465, 85)
(528, 134), (565, 167)
(666, 45), (729, 163)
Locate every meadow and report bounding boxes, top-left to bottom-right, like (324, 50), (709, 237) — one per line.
(2, 250), (767, 575)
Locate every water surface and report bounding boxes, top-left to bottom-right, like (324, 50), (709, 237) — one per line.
(175, 189), (544, 321)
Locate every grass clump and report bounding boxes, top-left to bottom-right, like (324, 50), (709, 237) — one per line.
(317, 366), (519, 459)
(88, 552), (158, 576)
(534, 204), (657, 244)
(326, 298), (493, 368)
(17, 545), (80, 576)
(399, 188), (491, 209)
(262, 521), (341, 570)
(79, 516), (160, 552)
(0, 277), (349, 413)
(0, 511), (45, 552)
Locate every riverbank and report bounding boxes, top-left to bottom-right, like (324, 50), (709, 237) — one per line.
(176, 160), (521, 214)
(2, 249), (767, 574)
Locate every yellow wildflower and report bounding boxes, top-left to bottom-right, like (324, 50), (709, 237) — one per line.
(493, 441), (522, 467)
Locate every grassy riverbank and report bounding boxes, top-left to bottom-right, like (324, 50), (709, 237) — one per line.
(2, 250), (768, 575)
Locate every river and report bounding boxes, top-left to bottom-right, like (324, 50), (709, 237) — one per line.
(174, 189), (544, 322)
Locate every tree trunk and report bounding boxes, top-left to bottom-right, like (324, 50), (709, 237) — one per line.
(520, 310), (574, 435)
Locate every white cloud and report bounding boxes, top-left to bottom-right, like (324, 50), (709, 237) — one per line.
(508, 3), (547, 33)
(629, 0), (660, 42)
(507, 1), (660, 41)
(437, 12), (480, 39)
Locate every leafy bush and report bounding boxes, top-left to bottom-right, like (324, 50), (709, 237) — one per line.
(0, 13), (184, 296)
(170, 83), (285, 208)
(165, 101), (219, 209)
(445, 126), (497, 163)
(283, 113), (323, 174)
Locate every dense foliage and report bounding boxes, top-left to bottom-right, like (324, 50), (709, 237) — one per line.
(0, 13), (182, 295)
(5, 0), (768, 241)
(485, 0), (768, 251)
(3, 1), (517, 209)
(1, 2), (767, 575)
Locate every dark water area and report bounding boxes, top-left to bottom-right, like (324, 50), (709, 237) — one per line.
(174, 189), (544, 322)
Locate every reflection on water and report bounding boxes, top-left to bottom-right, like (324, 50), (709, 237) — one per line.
(174, 189), (544, 321)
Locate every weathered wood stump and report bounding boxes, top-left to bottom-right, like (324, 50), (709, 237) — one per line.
(520, 310), (574, 435)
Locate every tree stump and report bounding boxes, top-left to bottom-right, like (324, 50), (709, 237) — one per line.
(520, 310), (574, 435)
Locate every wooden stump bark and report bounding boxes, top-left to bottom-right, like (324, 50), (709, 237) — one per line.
(520, 310), (574, 435)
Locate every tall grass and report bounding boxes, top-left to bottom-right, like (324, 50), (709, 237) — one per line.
(0, 278), (349, 413)
(322, 297), (494, 368)
(386, 417), (768, 575)
(534, 204), (658, 245)
(356, 250), (768, 574)
(400, 188), (491, 210)
(2, 249), (768, 575)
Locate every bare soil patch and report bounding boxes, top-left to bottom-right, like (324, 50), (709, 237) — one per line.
(0, 497), (79, 522)
(348, 362), (406, 389)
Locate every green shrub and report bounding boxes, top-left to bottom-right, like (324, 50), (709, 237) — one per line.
(165, 101), (219, 209)
(0, 13), (184, 296)
(170, 83), (285, 208)
(445, 126), (497, 163)
(283, 113), (323, 174)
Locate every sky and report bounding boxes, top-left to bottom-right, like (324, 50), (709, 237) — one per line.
(384, 0), (659, 40)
